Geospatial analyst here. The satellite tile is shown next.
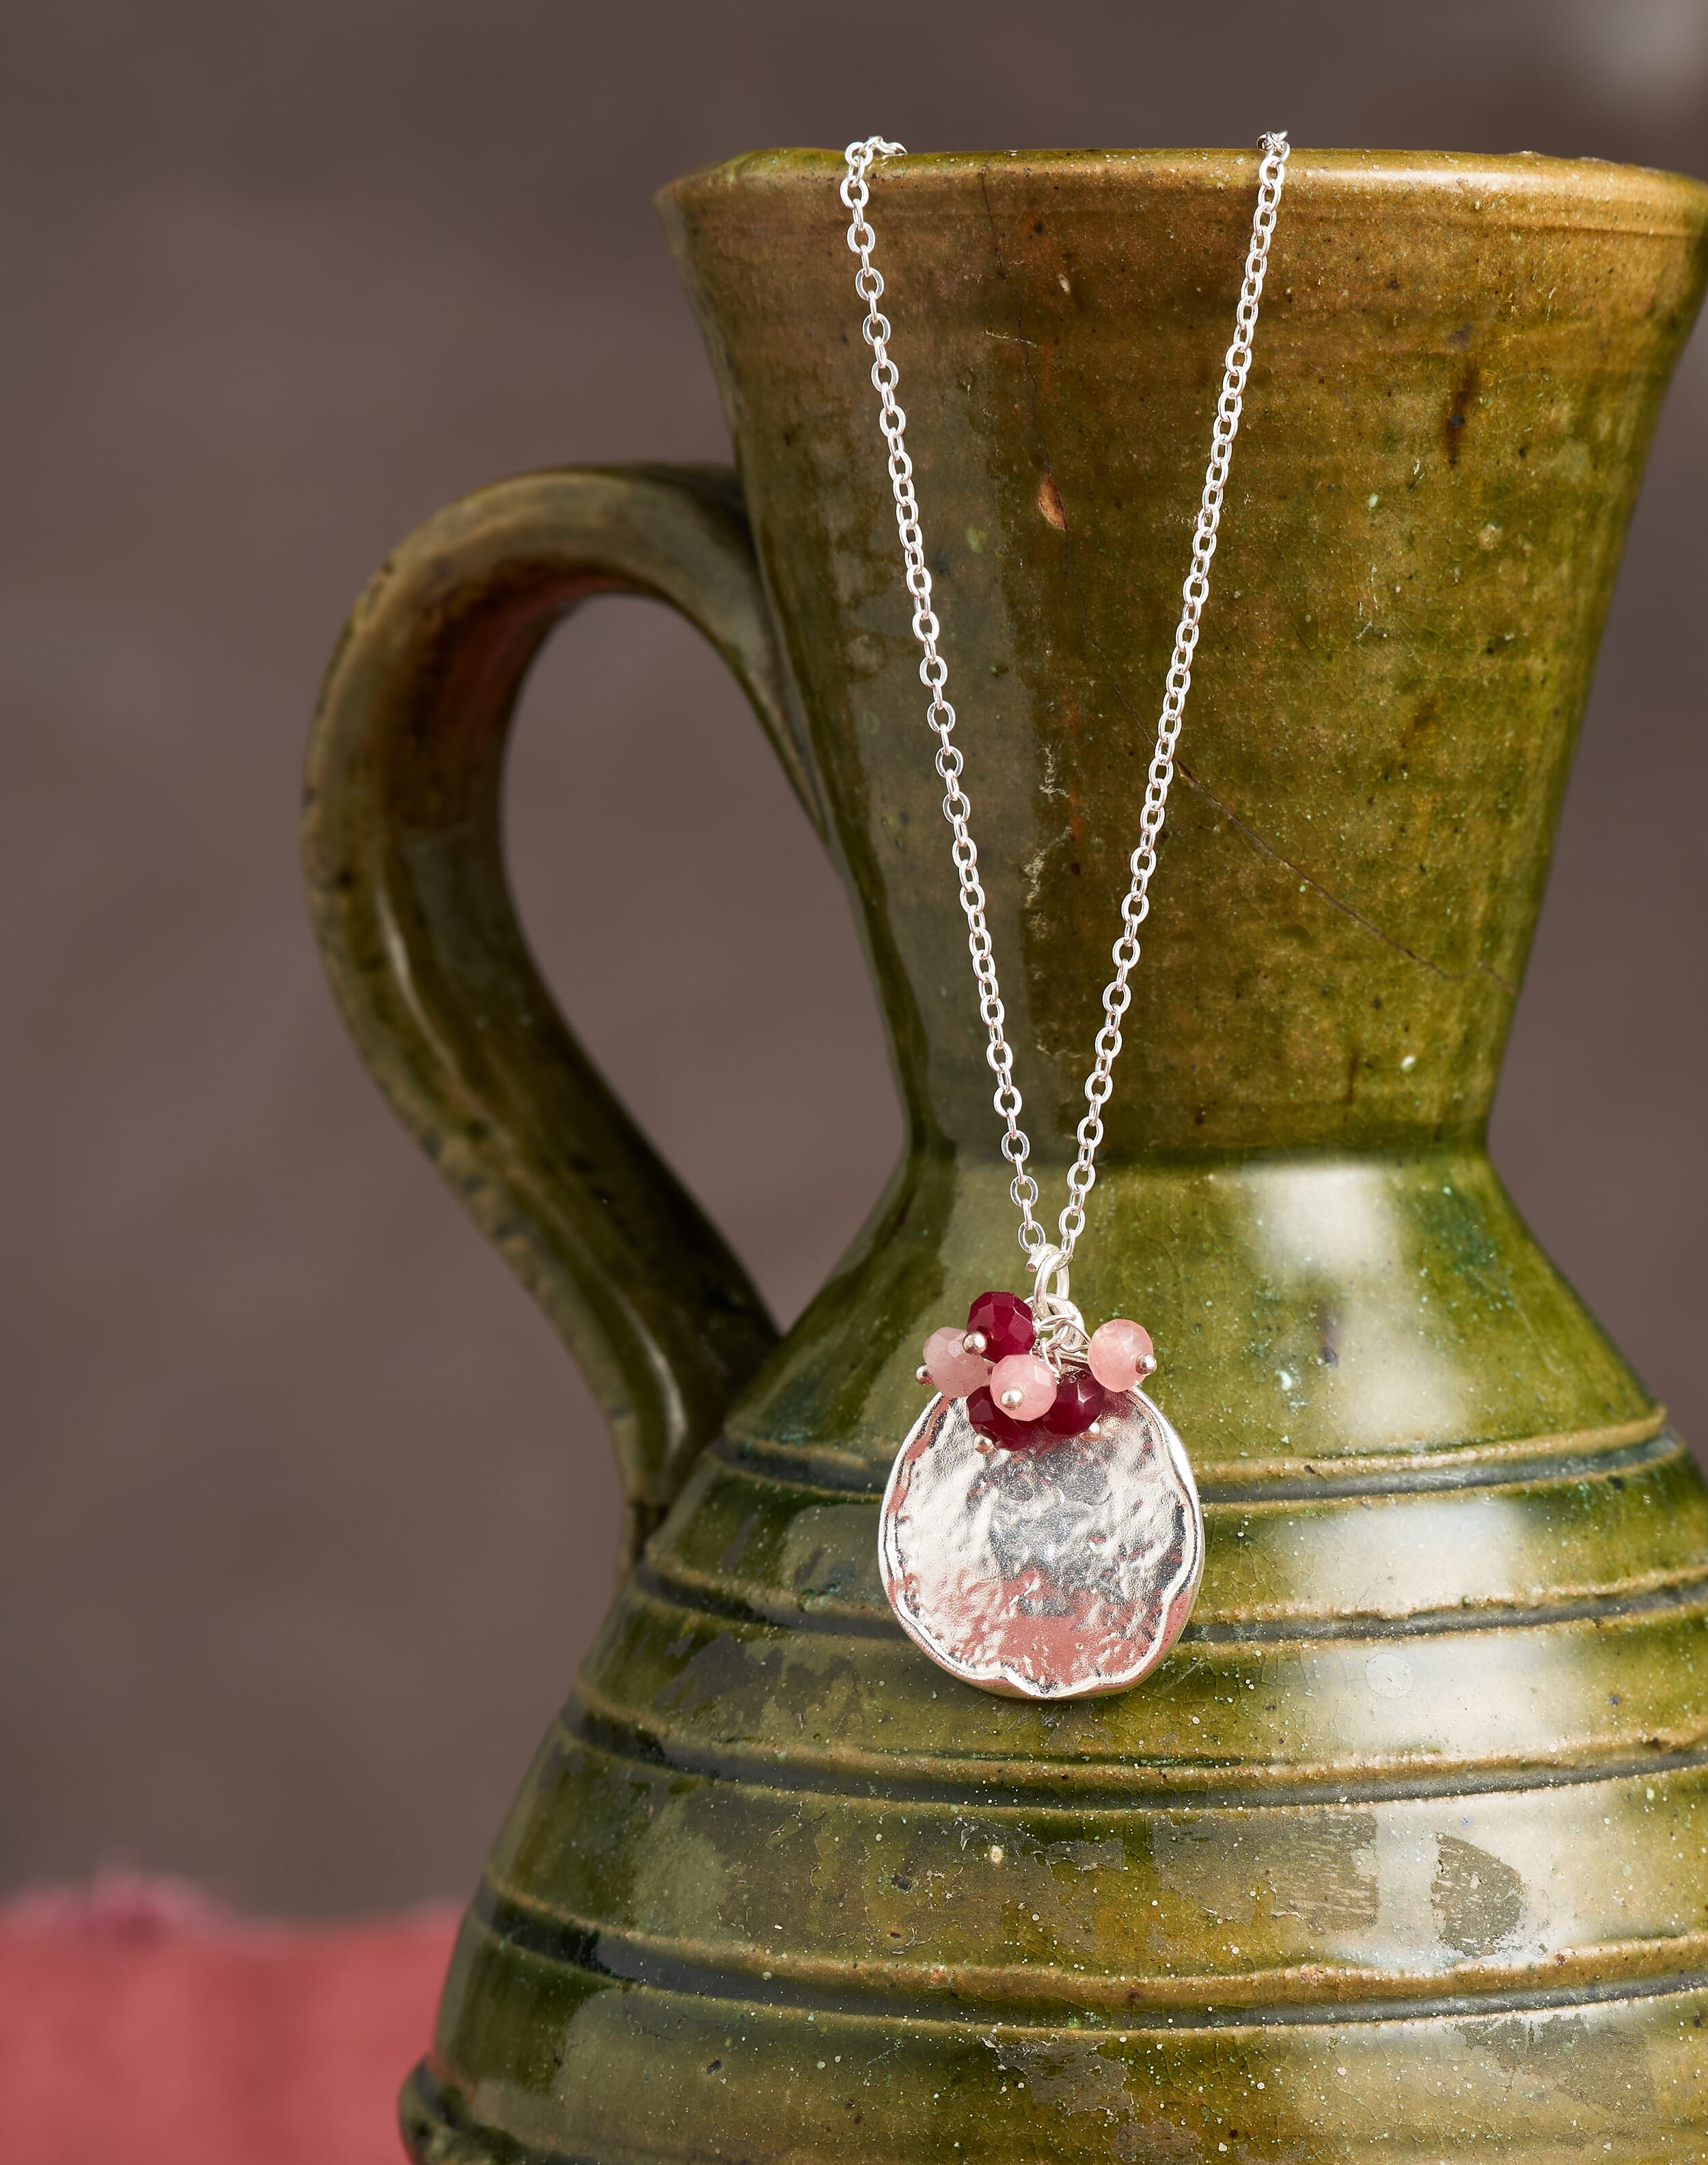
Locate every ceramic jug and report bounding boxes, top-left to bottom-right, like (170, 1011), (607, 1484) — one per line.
(305, 148), (1708, 2164)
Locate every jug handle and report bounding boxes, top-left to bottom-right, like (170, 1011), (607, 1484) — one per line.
(303, 465), (812, 1572)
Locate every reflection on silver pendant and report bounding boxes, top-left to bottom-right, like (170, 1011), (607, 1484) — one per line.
(878, 1389), (1203, 1700)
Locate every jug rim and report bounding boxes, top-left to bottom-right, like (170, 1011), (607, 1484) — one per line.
(660, 144), (1708, 234)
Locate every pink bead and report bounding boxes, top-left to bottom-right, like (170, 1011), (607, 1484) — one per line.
(922, 1326), (992, 1398)
(1088, 1318), (1155, 1393)
(989, 1352), (1057, 1422)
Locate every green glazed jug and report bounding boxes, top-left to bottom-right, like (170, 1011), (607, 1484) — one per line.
(305, 148), (1708, 2164)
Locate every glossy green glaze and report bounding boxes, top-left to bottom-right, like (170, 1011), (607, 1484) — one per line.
(304, 148), (1708, 2161)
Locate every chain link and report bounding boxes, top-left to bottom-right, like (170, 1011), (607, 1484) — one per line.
(843, 133), (1290, 1263)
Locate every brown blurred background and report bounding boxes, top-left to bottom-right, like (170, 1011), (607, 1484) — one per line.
(1, 0), (1705, 1916)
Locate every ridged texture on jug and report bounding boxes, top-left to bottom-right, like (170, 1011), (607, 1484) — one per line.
(400, 150), (1708, 2162)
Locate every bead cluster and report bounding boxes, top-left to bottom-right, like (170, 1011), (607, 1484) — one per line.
(916, 1288), (1156, 1449)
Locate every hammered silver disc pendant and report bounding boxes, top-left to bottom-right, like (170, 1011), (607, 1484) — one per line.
(878, 1385), (1204, 1700)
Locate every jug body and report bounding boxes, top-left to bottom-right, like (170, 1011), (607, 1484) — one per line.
(304, 148), (1708, 2164)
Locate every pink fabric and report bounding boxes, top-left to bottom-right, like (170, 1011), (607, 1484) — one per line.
(0, 1874), (458, 2165)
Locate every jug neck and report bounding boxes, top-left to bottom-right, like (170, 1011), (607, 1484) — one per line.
(661, 148), (1707, 1162)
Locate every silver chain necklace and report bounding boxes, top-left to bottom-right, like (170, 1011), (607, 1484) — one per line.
(855, 137), (1293, 1700)
(843, 133), (1290, 1274)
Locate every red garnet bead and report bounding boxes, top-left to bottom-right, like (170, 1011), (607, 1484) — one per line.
(966, 1290), (1036, 1361)
(1041, 1369), (1108, 1439)
(965, 1385), (1044, 1450)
